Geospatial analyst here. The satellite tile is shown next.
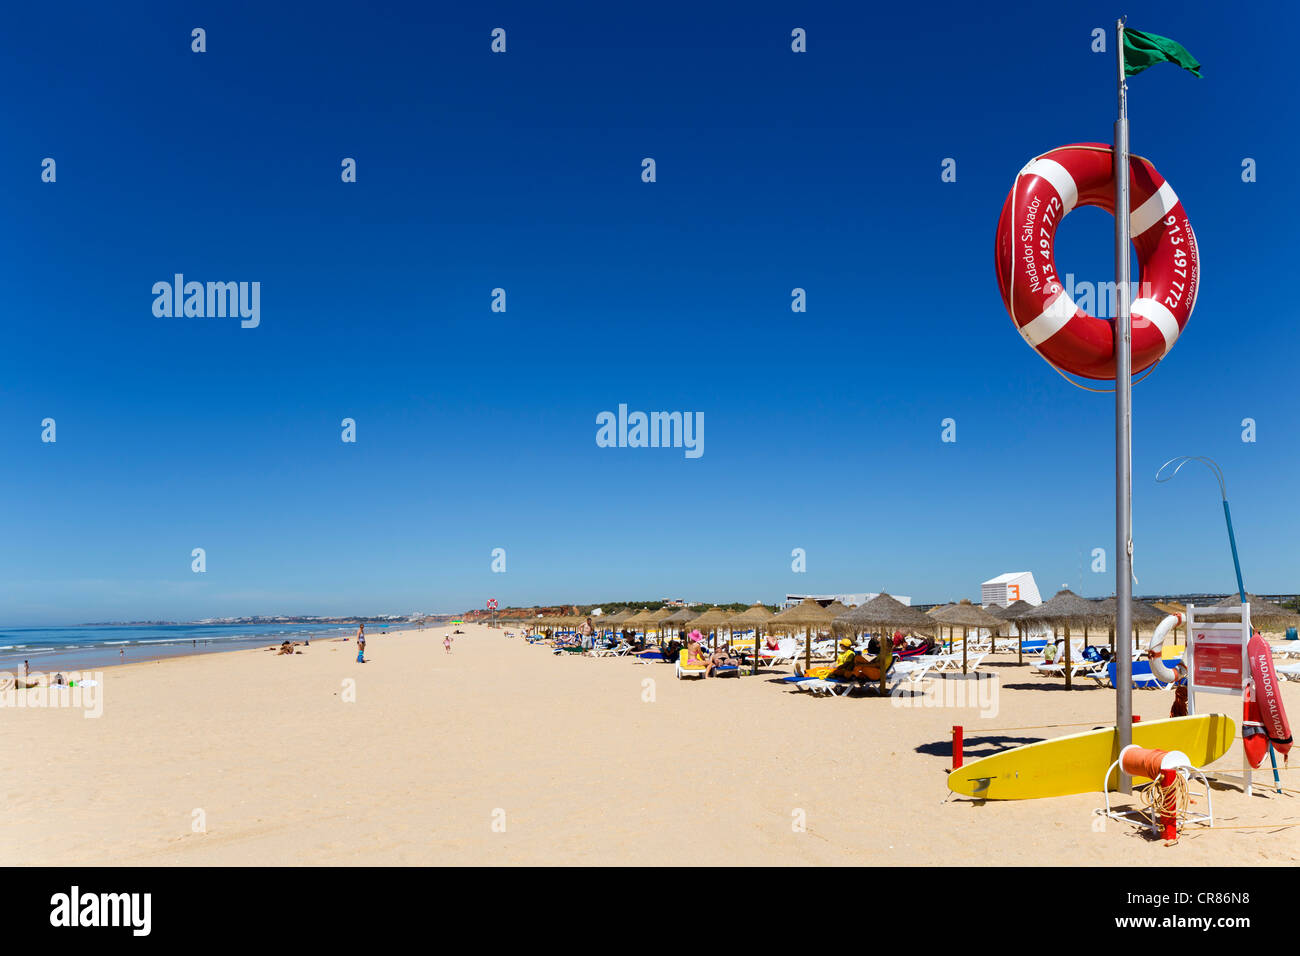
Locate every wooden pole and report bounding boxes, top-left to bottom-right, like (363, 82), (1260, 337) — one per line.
(1064, 621), (1073, 690)
(962, 625), (968, 675)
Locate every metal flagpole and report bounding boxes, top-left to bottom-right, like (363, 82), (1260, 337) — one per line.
(1114, 16), (1134, 795)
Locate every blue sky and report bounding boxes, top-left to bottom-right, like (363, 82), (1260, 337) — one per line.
(2, 1), (1296, 623)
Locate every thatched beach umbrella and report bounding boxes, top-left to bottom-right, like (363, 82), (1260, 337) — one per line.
(644, 607), (679, 645)
(686, 607), (731, 643)
(988, 599), (1035, 662)
(931, 599), (1003, 674)
(834, 593), (935, 693)
(1094, 596), (1165, 651)
(834, 592), (934, 636)
(1018, 589), (1106, 689)
(926, 603), (959, 651)
(765, 598), (838, 671)
(725, 603), (775, 674)
(660, 606), (700, 639)
(1208, 593), (1300, 632)
(622, 608), (653, 639)
(598, 608), (632, 637)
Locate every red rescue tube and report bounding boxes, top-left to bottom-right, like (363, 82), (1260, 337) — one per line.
(1249, 632), (1292, 760)
(994, 143), (1200, 380)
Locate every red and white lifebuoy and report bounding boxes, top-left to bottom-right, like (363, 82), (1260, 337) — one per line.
(1148, 613), (1185, 683)
(994, 143), (1200, 380)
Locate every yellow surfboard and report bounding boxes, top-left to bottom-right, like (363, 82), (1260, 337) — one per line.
(947, 714), (1236, 800)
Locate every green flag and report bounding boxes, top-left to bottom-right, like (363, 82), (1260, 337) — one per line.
(1123, 28), (1202, 77)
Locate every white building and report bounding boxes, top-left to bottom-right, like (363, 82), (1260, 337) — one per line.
(981, 572), (1041, 607)
(783, 592), (911, 609)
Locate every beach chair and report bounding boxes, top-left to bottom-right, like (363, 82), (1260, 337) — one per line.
(1098, 658), (1183, 689)
(1033, 657), (1104, 679)
(893, 659), (934, 686)
(916, 652), (961, 672)
(760, 638), (799, 669)
(675, 649), (707, 680)
(592, 640), (631, 658)
(1273, 661), (1300, 682)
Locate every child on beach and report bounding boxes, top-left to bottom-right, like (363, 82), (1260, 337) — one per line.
(443, 634), (452, 654)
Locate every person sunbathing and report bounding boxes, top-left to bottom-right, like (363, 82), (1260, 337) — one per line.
(683, 634), (708, 670)
(826, 638), (888, 682)
(706, 642), (738, 677)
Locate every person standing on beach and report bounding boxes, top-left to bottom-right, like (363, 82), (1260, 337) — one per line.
(356, 627), (366, 663)
(443, 633), (452, 654)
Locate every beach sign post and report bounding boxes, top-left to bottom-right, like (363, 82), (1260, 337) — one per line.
(1184, 603), (1255, 795)
(1154, 457), (1283, 791)
(487, 597), (498, 628)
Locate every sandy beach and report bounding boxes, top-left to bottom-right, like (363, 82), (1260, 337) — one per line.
(3, 622), (1297, 866)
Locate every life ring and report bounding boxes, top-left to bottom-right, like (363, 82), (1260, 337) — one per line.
(1147, 613), (1185, 683)
(994, 143), (1200, 380)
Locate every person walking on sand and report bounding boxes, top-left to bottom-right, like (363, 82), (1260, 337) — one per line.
(443, 633), (452, 654)
(356, 627), (366, 663)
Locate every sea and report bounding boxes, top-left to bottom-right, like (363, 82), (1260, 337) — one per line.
(0, 622), (376, 674)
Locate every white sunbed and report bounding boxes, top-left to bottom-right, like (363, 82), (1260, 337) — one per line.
(791, 667), (906, 697)
(1276, 661), (1300, 681)
(1034, 655), (1105, 679)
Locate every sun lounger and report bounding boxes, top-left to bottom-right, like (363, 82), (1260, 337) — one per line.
(758, 638), (799, 669)
(893, 660), (934, 685)
(783, 665), (903, 696)
(1274, 661), (1300, 681)
(1033, 657), (1104, 679)
(675, 649), (707, 680)
(1095, 658), (1184, 689)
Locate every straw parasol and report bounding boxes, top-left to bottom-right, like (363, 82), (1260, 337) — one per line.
(765, 598), (838, 670)
(1019, 589), (1106, 688)
(644, 607), (679, 644)
(925, 603), (960, 653)
(660, 606), (700, 636)
(598, 608), (632, 635)
(987, 599), (1035, 661)
(622, 608), (653, 637)
(1207, 593), (1300, 632)
(686, 607), (732, 641)
(724, 603), (776, 674)
(834, 593), (936, 692)
(834, 593), (934, 635)
(930, 599), (1003, 674)
(1093, 596), (1166, 649)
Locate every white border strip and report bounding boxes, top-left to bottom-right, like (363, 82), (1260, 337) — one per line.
(1132, 296), (1180, 352)
(1131, 181), (1178, 236)
(1020, 291), (1079, 347)
(1019, 158), (1078, 215)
